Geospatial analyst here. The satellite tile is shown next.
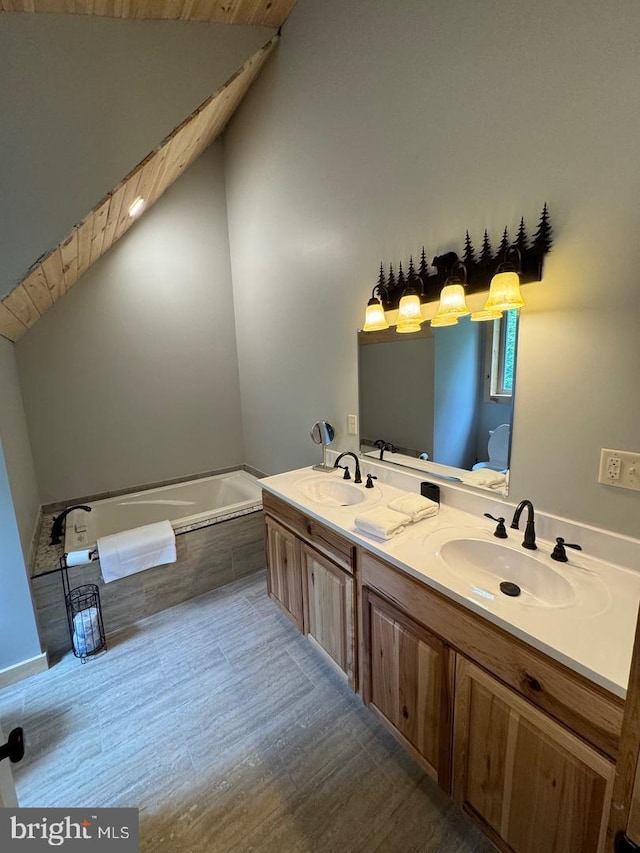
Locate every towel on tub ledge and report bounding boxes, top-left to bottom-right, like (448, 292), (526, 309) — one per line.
(97, 520), (176, 583)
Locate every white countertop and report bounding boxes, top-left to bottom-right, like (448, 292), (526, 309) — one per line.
(261, 465), (640, 699)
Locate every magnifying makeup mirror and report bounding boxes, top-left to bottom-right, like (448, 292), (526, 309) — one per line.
(310, 420), (335, 472)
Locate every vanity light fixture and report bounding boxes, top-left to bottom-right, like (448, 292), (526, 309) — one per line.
(361, 204), (552, 334)
(431, 261), (470, 327)
(396, 281), (424, 333)
(471, 247), (525, 320)
(362, 286), (389, 331)
(128, 196), (146, 218)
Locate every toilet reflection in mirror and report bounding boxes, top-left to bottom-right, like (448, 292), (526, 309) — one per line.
(357, 312), (519, 493)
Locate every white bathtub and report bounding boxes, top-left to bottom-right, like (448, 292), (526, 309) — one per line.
(63, 470), (262, 563)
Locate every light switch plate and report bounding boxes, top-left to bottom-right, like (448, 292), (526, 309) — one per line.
(347, 413), (358, 435)
(598, 448), (640, 491)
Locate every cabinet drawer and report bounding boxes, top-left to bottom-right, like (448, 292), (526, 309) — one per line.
(360, 549), (623, 759)
(263, 491), (355, 573)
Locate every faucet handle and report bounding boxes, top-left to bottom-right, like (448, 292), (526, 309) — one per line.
(550, 537), (582, 562)
(338, 465), (351, 480)
(365, 473), (378, 489)
(484, 513), (508, 539)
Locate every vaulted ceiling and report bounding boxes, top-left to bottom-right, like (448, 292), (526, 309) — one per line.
(0, 1), (296, 342)
(0, 0), (294, 28)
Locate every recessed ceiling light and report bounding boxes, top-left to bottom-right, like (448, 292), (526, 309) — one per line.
(128, 197), (145, 218)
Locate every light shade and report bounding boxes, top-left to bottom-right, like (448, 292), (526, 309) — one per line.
(430, 284), (470, 327)
(482, 271), (525, 312)
(430, 314), (459, 327)
(470, 308), (503, 322)
(363, 297), (389, 331)
(396, 292), (423, 333)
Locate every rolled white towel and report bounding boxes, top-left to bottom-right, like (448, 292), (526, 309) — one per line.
(387, 493), (439, 522)
(354, 506), (411, 540)
(459, 469), (507, 488)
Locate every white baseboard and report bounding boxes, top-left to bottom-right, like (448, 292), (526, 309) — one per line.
(0, 651), (48, 689)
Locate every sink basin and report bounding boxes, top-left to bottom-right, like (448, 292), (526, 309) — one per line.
(298, 476), (369, 507)
(435, 534), (577, 608)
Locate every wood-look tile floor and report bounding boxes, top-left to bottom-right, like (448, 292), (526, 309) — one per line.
(0, 572), (493, 852)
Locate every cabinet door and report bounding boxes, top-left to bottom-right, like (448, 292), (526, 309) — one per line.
(302, 545), (355, 688)
(362, 588), (451, 785)
(265, 515), (303, 631)
(453, 656), (615, 853)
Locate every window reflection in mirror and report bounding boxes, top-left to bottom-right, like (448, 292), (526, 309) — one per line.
(357, 312), (519, 491)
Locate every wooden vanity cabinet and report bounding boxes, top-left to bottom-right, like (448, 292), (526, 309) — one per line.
(263, 491), (357, 687)
(265, 514), (304, 631)
(302, 544), (356, 688)
(453, 656), (615, 853)
(361, 587), (452, 786)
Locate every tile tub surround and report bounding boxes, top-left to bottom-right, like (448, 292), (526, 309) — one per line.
(261, 463), (640, 698)
(31, 511), (265, 659)
(0, 572), (492, 853)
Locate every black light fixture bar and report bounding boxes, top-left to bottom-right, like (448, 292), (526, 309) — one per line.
(377, 204), (552, 312)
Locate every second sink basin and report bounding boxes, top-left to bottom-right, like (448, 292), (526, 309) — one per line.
(434, 532), (577, 608)
(298, 476), (370, 507)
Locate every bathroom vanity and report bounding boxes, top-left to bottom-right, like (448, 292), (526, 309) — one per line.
(261, 464), (640, 853)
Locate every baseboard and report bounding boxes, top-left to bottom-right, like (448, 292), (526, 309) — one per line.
(0, 651), (48, 689)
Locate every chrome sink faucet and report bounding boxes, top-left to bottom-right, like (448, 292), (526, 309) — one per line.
(510, 499), (537, 550)
(334, 452), (362, 484)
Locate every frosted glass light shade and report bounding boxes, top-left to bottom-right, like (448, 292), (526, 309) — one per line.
(470, 308), (503, 322)
(431, 284), (470, 326)
(483, 271), (525, 312)
(396, 292), (424, 333)
(430, 314), (459, 327)
(363, 298), (389, 331)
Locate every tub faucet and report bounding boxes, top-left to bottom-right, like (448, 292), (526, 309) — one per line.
(334, 452), (362, 484)
(510, 499), (536, 550)
(50, 505), (92, 545)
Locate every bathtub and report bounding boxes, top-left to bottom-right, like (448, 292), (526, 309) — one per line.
(63, 470), (262, 564)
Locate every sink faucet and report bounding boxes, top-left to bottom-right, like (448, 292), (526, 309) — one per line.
(373, 439), (397, 461)
(50, 505), (92, 545)
(334, 452), (362, 484)
(510, 500), (537, 550)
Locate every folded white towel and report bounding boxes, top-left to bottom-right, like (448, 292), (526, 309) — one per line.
(459, 469), (507, 488)
(98, 520), (176, 583)
(387, 493), (439, 522)
(354, 506), (411, 540)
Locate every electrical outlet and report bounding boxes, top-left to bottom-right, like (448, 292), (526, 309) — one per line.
(598, 448), (640, 491)
(347, 413), (358, 435)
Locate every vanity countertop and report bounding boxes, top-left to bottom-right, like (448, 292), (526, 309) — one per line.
(261, 465), (640, 699)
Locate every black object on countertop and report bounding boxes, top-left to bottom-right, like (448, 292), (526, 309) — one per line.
(484, 513), (508, 538)
(420, 481), (440, 505)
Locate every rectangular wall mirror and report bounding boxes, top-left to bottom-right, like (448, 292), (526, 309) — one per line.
(357, 312), (519, 494)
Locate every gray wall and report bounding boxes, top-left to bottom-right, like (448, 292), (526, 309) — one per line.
(359, 337), (434, 456)
(16, 144), (245, 504)
(0, 13), (273, 299)
(0, 339), (40, 559)
(0, 436), (42, 671)
(433, 322), (481, 470)
(225, 0), (640, 537)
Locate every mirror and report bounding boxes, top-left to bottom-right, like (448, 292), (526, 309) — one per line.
(310, 420), (335, 472)
(310, 421), (335, 447)
(357, 313), (519, 494)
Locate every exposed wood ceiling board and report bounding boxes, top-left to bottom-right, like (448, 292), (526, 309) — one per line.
(2, 285), (39, 329)
(0, 0), (297, 27)
(0, 303), (27, 340)
(0, 36), (277, 343)
(22, 266), (53, 313)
